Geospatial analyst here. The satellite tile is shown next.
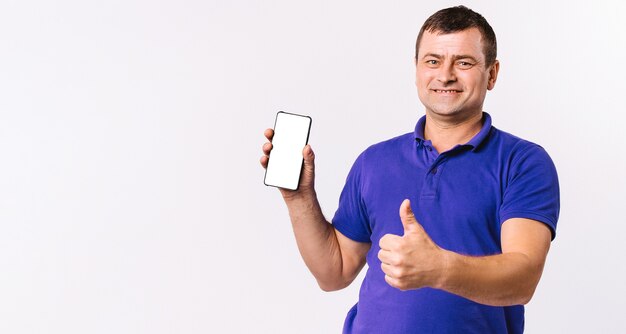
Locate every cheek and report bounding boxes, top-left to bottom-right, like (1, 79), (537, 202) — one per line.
(415, 72), (429, 89)
(460, 73), (488, 92)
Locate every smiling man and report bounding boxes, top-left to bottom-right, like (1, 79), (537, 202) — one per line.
(261, 6), (559, 333)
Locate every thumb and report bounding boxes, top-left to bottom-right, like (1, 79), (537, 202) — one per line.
(302, 145), (315, 174)
(299, 145), (316, 187)
(399, 199), (421, 234)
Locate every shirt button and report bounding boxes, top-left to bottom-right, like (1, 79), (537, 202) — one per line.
(432, 167), (438, 174)
(427, 146), (432, 151)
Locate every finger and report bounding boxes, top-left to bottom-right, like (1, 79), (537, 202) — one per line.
(262, 142), (273, 155)
(380, 262), (394, 276)
(264, 128), (274, 141)
(399, 199), (423, 234)
(377, 248), (392, 264)
(378, 233), (400, 250)
(384, 274), (400, 289)
(260, 142), (273, 169)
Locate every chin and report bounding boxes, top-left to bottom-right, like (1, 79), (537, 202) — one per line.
(427, 107), (462, 117)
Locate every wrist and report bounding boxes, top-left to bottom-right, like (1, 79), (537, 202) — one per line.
(282, 188), (325, 225)
(434, 249), (456, 290)
(281, 187), (317, 203)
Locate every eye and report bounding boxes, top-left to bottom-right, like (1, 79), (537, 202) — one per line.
(425, 59), (439, 66)
(457, 61), (474, 68)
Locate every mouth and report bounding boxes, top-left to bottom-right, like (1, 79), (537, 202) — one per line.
(432, 89), (462, 94)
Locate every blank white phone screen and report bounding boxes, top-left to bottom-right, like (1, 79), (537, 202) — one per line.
(264, 112), (311, 190)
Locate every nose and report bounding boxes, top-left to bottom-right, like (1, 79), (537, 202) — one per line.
(436, 63), (457, 84)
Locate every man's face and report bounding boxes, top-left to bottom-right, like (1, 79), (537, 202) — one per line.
(415, 28), (498, 119)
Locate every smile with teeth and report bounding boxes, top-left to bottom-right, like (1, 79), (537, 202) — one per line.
(433, 89), (461, 93)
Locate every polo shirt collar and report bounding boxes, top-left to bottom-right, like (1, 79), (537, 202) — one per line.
(414, 112), (493, 152)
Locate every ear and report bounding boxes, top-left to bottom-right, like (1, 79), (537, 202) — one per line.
(487, 60), (500, 90)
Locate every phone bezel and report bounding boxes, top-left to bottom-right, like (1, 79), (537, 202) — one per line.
(264, 111), (312, 191)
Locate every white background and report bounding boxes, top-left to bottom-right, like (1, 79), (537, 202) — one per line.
(1, 1), (625, 333)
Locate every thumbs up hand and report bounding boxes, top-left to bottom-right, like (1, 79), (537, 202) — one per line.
(378, 199), (448, 291)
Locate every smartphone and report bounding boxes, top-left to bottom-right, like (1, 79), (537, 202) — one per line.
(264, 111), (312, 190)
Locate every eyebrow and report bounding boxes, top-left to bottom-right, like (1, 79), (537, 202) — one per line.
(422, 53), (480, 62)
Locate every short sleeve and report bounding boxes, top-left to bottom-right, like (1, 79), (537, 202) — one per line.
(499, 144), (560, 239)
(332, 153), (372, 243)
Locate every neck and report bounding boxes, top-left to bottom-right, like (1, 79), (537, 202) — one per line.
(423, 111), (484, 153)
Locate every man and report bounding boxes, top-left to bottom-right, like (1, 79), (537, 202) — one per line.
(260, 6), (559, 333)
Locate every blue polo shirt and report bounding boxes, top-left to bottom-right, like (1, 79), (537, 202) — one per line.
(332, 113), (560, 334)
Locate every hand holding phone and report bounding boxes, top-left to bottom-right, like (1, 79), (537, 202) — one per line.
(264, 111), (312, 190)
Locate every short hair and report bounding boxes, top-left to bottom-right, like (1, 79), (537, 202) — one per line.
(415, 6), (497, 67)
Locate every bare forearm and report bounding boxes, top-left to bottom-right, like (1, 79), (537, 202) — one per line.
(437, 251), (544, 306)
(260, 134), (365, 291)
(283, 191), (352, 290)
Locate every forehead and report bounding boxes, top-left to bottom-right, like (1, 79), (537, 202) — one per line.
(418, 28), (485, 60)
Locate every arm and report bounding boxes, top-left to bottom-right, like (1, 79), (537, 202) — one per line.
(379, 200), (551, 306)
(261, 129), (370, 291)
(438, 217), (551, 306)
